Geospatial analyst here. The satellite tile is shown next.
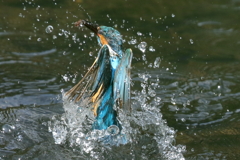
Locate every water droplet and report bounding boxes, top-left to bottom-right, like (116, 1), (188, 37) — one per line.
(171, 14), (175, 18)
(90, 32), (95, 37)
(171, 99), (176, 105)
(53, 35), (57, 39)
(89, 52), (93, 56)
(129, 39), (137, 44)
(137, 32), (142, 36)
(189, 39), (194, 44)
(179, 92), (184, 96)
(106, 125), (119, 136)
(148, 87), (156, 97)
(155, 97), (161, 102)
(149, 46), (155, 52)
(17, 134), (23, 141)
(153, 57), (161, 68)
(142, 54), (146, 61)
(148, 63), (153, 68)
(2, 124), (12, 134)
(37, 38), (42, 41)
(181, 118), (186, 122)
(45, 25), (54, 33)
(19, 13), (23, 18)
(138, 41), (147, 53)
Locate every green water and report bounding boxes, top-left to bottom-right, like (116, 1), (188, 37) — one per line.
(1, 0), (240, 159)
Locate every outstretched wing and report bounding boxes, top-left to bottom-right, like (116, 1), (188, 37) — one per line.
(113, 48), (133, 112)
(65, 45), (112, 106)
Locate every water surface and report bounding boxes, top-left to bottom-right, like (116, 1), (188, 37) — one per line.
(1, 0), (240, 159)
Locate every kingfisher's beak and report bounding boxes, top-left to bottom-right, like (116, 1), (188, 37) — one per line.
(75, 20), (98, 35)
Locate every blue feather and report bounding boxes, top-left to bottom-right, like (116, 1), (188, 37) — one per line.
(66, 20), (132, 131)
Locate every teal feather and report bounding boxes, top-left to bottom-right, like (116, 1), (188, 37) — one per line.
(66, 20), (132, 130)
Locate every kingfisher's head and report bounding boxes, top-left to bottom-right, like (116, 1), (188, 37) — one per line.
(75, 20), (123, 55)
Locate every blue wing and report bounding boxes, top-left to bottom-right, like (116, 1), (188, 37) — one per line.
(113, 48), (133, 112)
(66, 45), (112, 107)
(66, 46), (132, 130)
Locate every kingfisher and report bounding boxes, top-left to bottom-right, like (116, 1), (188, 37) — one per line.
(65, 20), (132, 131)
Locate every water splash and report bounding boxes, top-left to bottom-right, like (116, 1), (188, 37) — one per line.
(154, 57), (161, 68)
(49, 72), (186, 159)
(45, 25), (54, 33)
(128, 38), (137, 45)
(149, 46), (155, 52)
(138, 41), (147, 53)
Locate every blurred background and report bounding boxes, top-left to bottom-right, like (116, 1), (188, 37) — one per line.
(1, 0), (240, 159)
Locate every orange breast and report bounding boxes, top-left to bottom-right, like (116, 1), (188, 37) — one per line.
(98, 34), (108, 45)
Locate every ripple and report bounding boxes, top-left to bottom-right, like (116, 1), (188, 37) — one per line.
(0, 60), (32, 65)
(48, 86), (185, 159)
(12, 48), (57, 57)
(0, 108), (17, 123)
(197, 21), (221, 27)
(0, 32), (14, 36)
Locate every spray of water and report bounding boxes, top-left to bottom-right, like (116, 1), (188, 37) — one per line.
(48, 71), (186, 159)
